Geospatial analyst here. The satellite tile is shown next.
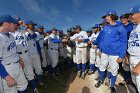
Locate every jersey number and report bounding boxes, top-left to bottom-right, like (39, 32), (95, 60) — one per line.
(132, 40), (139, 46)
(22, 41), (27, 46)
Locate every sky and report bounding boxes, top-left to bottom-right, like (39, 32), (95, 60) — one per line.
(0, 0), (140, 32)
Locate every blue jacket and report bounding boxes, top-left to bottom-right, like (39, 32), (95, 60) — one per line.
(123, 22), (134, 39)
(94, 21), (127, 59)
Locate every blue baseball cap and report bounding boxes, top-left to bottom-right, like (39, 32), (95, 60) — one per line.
(100, 19), (107, 24)
(75, 25), (81, 29)
(102, 10), (117, 18)
(130, 6), (140, 14)
(51, 28), (58, 31)
(0, 14), (18, 24)
(12, 15), (21, 22)
(24, 20), (37, 25)
(36, 25), (45, 29)
(92, 24), (101, 29)
(120, 13), (130, 19)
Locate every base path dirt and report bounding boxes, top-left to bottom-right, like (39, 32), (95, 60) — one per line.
(66, 71), (136, 93)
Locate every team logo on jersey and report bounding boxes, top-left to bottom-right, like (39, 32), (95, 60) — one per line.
(107, 28), (111, 33)
(7, 42), (16, 51)
(77, 35), (83, 38)
(15, 36), (24, 40)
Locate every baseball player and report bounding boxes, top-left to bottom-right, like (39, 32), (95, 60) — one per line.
(127, 6), (140, 93)
(24, 20), (44, 86)
(70, 28), (77, 70)
(35, 25), (47, 75)
(119, 13), (134, 85)
(70, 25), (89, 79)
(86, 30), (92, 70)
(93, 11), (127, 93)
(48, 28), (62, 77)
(44, 31), (51, 74)
(11, 17), (39, 93)
(0, 14), (28, 93)
(88, 24), (101, 75)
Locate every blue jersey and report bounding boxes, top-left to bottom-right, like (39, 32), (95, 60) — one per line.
(94, 21), (127, 59)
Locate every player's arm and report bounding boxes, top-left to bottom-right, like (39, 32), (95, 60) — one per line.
(50, 36), (62, 43)
(116, 26), (128, 63)
(93, 30), (104, 45)
(0, 42), (16, 87)
(132, 62), (140, 76)
(76, 32), (89, 42)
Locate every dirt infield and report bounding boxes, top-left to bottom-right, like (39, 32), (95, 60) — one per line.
(66, 71), (136, 93)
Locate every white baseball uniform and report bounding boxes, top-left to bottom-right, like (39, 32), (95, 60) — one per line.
(70, 31), (88, 64)
(35, 32), (47, 68)
(0, 33), (28, 93)
(89, 32), (101, 67)
(48, 33), (61, 68)
(25, 32), (43, 75)
(70, 35), (77, 63)
(128, 24), (140, 92)
(44, 36), (51, 66)
(11, 29), (35, 81)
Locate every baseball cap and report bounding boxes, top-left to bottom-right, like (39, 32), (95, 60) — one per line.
(100, 19), (107, 25)
(75, 25), (81, 29)
(24, 20), (37, 25)
(92, 24), (101, 29)
(36, 25), (45, 29)
(102, 10), (117, 18)
(0, 14), (18, 24)
(120, 13), (130, 19)
(51, 28), (58, 31)
(12, 15), (21, 22)
(130, 5), (140, 14)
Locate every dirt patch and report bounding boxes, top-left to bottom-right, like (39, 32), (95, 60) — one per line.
(66, 71), (135, 93)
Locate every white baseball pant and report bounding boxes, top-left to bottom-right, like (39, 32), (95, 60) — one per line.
(19, 52), (35, 80)
(48, 49), (59, 68)
(99, 53), (119, 76)
(41, 48), (47, 68)
(29, 54), (43, 75)
(76, 48), (87, 64)
(2, 63), (28, 93)
(129, 55), (140, 92)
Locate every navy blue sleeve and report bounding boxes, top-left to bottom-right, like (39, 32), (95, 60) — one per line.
(0, 62), (9, 78)
(36, 42), (42, 56)
(84, 38), (89, 42)
(28, 33), (37, 39)
(51, 39), (62, 43)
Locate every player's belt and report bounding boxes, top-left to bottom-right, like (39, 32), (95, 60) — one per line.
(50, 48), (58, 50)
(5, 61), (19, 65)
(77, 47), (86, 48)
(18, 50), (28, 54)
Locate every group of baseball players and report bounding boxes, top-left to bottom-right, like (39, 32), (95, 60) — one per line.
(0, 5), (140, 93)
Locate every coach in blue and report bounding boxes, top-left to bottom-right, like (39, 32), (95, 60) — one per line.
(93, 11), (128, 93)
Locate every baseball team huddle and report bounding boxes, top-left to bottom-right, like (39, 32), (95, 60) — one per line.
(0, 5), (140, 93)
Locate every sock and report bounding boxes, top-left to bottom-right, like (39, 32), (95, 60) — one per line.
(99, 70), (105, 81)
(107, 71), (111, 79)
(29, 79), (37, 92)
(124, 71), (131, 80)
(77, 64), (81, 71)
(97, 67), (101, 75)
(37, 75), (43, 83)
(82, 64), (86, 72)
(111, 74), (117, 87)
(90, 64), (95, 72)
